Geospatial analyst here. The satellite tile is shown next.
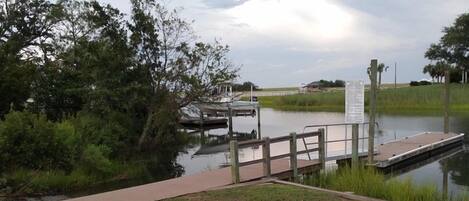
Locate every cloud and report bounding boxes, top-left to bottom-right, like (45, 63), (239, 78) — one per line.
(99, 0), (469, 87)
(201, 0), (250, 9)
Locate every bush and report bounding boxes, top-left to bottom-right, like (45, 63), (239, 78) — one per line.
(71, 112), (133, 156)
(0, 111), (71, 172)
(80, 144), (115, 177)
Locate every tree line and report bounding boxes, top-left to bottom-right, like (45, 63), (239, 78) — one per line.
(0, 0), (236, 194)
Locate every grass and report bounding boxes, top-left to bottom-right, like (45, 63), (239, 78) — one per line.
(304, 166), (469, 201)
(258, 84), (469, 113)
(165, 183), (347, 201)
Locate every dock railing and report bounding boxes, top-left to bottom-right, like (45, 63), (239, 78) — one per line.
(229, 129), (325, 184)
(302, 122), (379, 163)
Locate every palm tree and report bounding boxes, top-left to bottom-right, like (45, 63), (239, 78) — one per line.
(377, 63), (389, 89)
(423, 64), (437, 83)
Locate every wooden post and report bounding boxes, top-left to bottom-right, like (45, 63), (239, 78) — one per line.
(199, 111), (204, 130)
(351, 124), (359, 168)
(262, 137), (271, 177)
(442, 160), (448, 199)
(444, 70), (450, 134)
(230, 140), (240, 183)
(318, 128), (326, 170)
(368, 59), (378, 164)
(228, 106), (233, 137)
(257, 105), (261, 139)
(289, 132), (298, 182)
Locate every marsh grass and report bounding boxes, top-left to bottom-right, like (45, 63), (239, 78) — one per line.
(304, 166), (469, 201)
(259, 84), (469, 113)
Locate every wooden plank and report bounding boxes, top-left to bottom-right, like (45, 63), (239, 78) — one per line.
(67, 159), (320, 201)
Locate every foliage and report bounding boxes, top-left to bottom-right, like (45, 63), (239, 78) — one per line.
(425, 13), (469, 82)
(0, 111), (71, 172)
(80, 144), (114, 177)
(304, 166), (468, 201)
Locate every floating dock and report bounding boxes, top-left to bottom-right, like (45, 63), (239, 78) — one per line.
(374, 132), (464, 168)
(68, 132), (465, 201)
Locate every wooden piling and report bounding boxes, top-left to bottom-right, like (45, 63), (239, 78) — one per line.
(262, 137), (271, 177)
(444, 70), (450, 134)
(368, 59), (378, 164)
(257, 105), (261, 139)
(230, 140), (240, 184)
(351, 124), (359, 168)
(318, 128), (326, 170)
(228, 106), (233, 137)
(289, 132), (298, 182)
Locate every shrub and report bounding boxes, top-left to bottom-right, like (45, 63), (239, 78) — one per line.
(0, 111), (71, 172)
(80, 144), (115, 177)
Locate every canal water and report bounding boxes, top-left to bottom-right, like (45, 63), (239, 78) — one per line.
(177, 108), (469, 196)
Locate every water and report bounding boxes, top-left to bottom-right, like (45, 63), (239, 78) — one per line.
(176, 108), (469, 196)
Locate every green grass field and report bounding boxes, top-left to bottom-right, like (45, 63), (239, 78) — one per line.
(165, 183), (346, 201)
(258, 84), (469, 113)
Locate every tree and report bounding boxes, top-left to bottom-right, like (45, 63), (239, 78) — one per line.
(129, 0), (237, 148)
(0, 0), (60, 117)
(425, 13), (469, 83)
(377, 63), (389, 89)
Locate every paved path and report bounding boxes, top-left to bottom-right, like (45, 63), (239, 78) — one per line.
(67, 158), (319, 201)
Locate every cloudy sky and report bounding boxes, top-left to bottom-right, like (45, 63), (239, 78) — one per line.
(100, 0), (469, 87)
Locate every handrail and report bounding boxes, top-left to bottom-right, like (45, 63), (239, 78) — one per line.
(301, 122), (380, 161)
(229, 129), (325, 184)
(238, 131), (320, 148)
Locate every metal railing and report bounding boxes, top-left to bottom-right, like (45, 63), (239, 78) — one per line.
(229, 129), (325, 184)
(301, 122), (379, 160)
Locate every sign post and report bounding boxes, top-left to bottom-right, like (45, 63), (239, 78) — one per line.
(345, 80), (365, 168)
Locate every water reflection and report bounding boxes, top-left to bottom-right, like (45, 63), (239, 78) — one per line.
(177, 108), (469, 195)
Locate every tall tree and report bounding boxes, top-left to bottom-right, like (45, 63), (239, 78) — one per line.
(425, 13), (469, 83)
(0, 0), (60, 117)
(129, 0), (237, 148)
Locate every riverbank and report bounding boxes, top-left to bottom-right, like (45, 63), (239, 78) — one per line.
(257, 84), (469, 113)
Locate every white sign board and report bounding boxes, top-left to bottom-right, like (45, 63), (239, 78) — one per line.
(345, 80), (364, 123)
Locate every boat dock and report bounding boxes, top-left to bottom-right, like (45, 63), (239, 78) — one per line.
(68, 131), (464, 201)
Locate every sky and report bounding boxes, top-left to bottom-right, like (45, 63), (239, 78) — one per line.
(99, 0), (469, 88)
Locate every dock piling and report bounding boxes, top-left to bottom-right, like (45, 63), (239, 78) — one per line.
(444, 70), (450, 134)
(318, 128), (326, 170)
(352, 124), (359, 168)
(228, 106), (233, 137)
(257, 105), (261, 139)
(262, 137), (271, 177)
(289, 132), (298, 182)
(368, 59), (378, 164)
(230, 140), (240, 184)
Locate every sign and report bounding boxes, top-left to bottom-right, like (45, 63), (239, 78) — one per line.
(345, 80), (364, 123)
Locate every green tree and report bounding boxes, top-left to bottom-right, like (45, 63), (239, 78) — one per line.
(129, 0), (237, 148)
(425, 13), (469, 83)
(0, 0), (60, 117)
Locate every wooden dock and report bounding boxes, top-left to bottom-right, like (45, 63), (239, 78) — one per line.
(67, 158), (320, 201)
(374, 132), (464, 168)
(68, 131), (465, 201)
